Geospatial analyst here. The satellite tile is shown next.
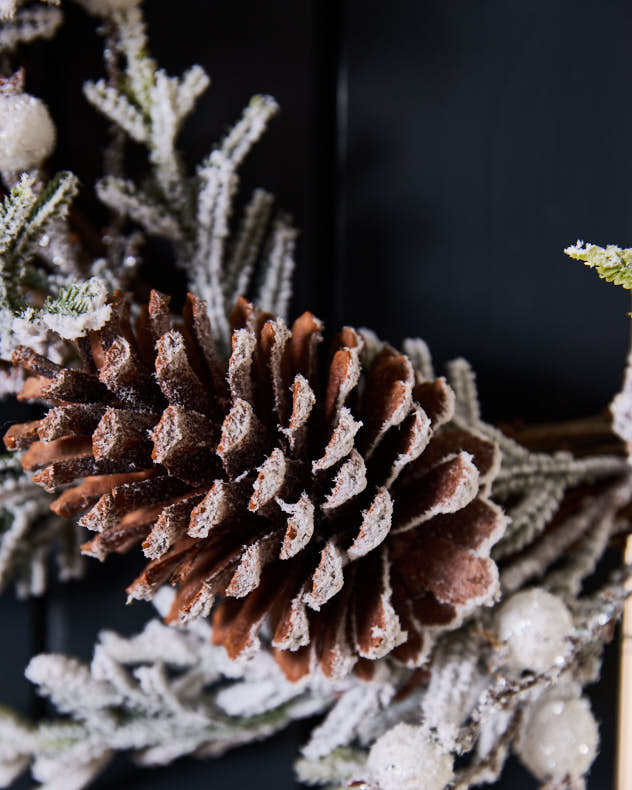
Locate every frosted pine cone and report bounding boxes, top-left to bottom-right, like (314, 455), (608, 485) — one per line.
(4, 292), (506, 681)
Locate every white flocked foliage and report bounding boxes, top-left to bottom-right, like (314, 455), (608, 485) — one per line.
(0, 454), (83, 597)
(75, 0), (140, 17)
(82, 3), (296, 353)
(442, 355), (628, 566)
(0, 4), (61, 52)
(0, 0), (57, 21)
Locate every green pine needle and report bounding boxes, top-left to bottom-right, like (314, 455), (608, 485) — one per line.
(0, 171), (79, 313)
(42, 281), (104, 316)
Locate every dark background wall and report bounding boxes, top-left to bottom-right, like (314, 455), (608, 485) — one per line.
(2, 1), (631, 787)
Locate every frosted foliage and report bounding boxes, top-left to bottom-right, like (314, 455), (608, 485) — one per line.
(76, 0), (140, 15)
(517, 692), (599, 782)
(0, 0), (58, 19)
(0, 0), (17, 17)
(496, 588), (572, 672)
(611, 350), (632, 447)
(39, 277), (111, 339)
(367, 724), (454, 790)
(0, 94), (55, 173)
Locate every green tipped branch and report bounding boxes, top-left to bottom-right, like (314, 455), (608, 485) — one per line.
(565, 240), (632, 290)
(0, 172), (78, 312)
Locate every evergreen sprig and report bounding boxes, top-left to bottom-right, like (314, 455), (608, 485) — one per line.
(0, 454), (83, 599)
(83, 4), (296, 353)
(565, 240), (632, 290)
(42, 280), (106, 316)
(0, 172), (78, 313)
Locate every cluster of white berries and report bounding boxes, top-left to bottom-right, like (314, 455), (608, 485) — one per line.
(496, 588), (599, 783)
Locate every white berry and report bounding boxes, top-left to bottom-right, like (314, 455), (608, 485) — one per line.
(367, 723), (453, 790)
(517, 691), (599, 781)
(496, 588), (572, 672)
(0, 94), (55, 174)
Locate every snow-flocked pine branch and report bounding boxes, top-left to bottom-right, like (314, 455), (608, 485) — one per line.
(0, 454), (84, 598)
(83, 4), (296, 352)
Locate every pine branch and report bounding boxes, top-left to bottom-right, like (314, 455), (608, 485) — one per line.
(0, 5), (61, 52)
(255, 214), (298, 319)
(0, 174), (114, 359)
(295, 747), (367, 788)
(0, 602), (338, 788)
(96, 176), (183, 240)
(0, 172), (78, 313)
(501, 476), (632, 593)
(0, 0), (58, 21)
(83, 4), (296, 350)
(0, 454), (83, 598)
(437, 356), (629, 560)
(565, 240), (632, 290)
(83, 80), (147, 143)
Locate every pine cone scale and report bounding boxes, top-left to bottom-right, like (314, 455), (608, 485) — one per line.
(50, 469), (157, 517)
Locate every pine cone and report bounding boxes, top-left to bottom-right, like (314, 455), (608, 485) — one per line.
(4, 291), (506, 681)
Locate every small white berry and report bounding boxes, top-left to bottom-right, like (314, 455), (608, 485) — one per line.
(517, 690), (599, 782)
(367, 723), (453, 790)
(496, 588), (572, 673)
(0, 93), (55, 174)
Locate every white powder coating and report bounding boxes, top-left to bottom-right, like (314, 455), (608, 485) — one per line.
(517, 692), (599, 781)
(367, 723), (454, 790)
(77, 0), (140, 16)
(0, 94), (55, 173)
(496, 587), (572, 672)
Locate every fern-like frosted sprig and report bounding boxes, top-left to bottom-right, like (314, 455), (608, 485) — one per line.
(565, 240), (632, 290)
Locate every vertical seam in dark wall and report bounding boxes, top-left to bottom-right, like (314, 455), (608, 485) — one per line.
(312, 0), (346, 327)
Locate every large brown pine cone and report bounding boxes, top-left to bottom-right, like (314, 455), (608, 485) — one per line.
(4, 291), (506, 681)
